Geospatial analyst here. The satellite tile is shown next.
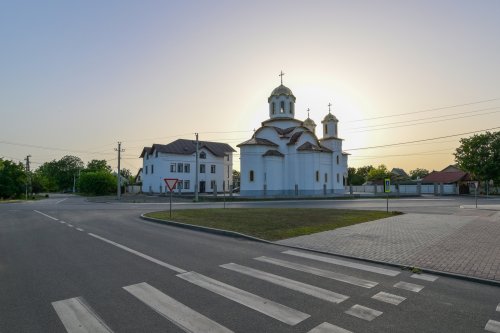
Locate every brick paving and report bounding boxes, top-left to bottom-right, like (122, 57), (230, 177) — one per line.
(277, 210), (500, 282)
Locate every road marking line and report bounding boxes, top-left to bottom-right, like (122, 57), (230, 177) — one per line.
(221, 263), (348, 304)
(496, 303), (500, 312)
(371, 291), (406, 305)
(33, 210), (58, 221)
(307, 322), (353, 333)
(283, 250), (400, 276)
(345, 304), (382, 321)
(394, 281), (424, 293)
(177, 271), (310, 325)
(410, 273), (438, 282)
(52, 297), (113, 333)
(60, 221), (66, 224)
(67, 224), (74, 228)
(124, 282), (233, 333)
(56, 198), (68, 204)
(76, 228), (84, 232)
(255, 256), (377, 288)
(486, 320), (500, 333)
(88, 233), (186, 274)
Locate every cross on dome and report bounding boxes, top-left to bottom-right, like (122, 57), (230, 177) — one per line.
(307, 108), (310, 118)
(279, 70), (285, 85)
(328, 102), (332, 113)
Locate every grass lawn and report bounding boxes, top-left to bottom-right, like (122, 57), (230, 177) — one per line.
(145, 208), (400, 241)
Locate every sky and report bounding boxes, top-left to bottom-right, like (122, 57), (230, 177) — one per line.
(1, 0), (500, 174)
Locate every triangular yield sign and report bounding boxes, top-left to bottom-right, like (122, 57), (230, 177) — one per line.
(164, 178), (179, 192)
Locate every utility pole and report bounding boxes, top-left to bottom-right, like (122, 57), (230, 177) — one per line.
(195, 133), (199, 202)
(115, 142), (125, 200)
(24, 155), (31, 200)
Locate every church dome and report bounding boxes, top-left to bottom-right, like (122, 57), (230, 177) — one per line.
(268, 84), (296, 101)
(303, 117), (316, 127)
(322, 112), (338, 122)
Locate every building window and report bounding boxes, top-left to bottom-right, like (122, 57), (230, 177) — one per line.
(249, 170), (254, 182)
(184, 180), (190, 189)
(145, 166), (148, 174)
(155, 151), (158, 158)
(151, 165), (154, 174)
(336, 155), (339, 165)
(170, 163), (176, 172)
(325, 124), (328, 134)
(200, 151), (206, 159)
(184, 164), (190, 173)
(337, 173), (340, 183)
(210, 180), (216, 189)
(177, 181), (183, 190)
(227, 165), (230, 178)
(290, 102), (294, 114)
(272, 102), (275, 114)
(177, 163), (183, 173)
(315, 171), (319, 182)
(324, 173), (328, 183)
(226, 155), (230, 161)
(200, 164), (205, 173)
(280, 101), (285, 113)
(211, 165), (216, 173)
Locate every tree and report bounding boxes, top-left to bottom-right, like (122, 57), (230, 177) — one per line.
(455, 131), (500, 182)
(409, 168), (429, 180)
(78, 171), (116, 195)
(367, 164), (390, 181)
(356, 165), (374, 181)
(0, 159), (26, 199)
(347, 167), (365, 185)
(86, 159), (112, 173)
(35, 155), (84, 192)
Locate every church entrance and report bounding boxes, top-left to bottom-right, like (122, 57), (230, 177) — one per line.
(199, 181), (206, 193)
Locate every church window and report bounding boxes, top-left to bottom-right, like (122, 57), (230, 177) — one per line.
(337, 173), (340, 183)
(249, 170), (254, 182)
(200, 151), (206, 159)
(155, 151), (158, 158)
(325, 124), (328, 134)
(324, 173), (328, 183)
(280, 101), (285, 113)
(315, 171), (319, 182)
(145, 166), (148, 174)
(271, 103), (276, 114)
(290, 102), (294, 114)
(336, 155), (339, 165)
(200, 164), (206, 173)
(151, 165), (154, 174)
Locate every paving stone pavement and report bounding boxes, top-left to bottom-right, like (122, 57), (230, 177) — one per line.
(277, 210), (500, 282)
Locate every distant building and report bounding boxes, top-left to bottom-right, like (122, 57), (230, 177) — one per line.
(140, 139), (235, 194)
(238, 77), (348, 196)
(422, 165), (471, 194)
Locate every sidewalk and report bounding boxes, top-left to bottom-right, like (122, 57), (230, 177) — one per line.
(277, 208), (500, 283)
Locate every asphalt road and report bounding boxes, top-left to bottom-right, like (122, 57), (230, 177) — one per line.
(1, 195), (499, 332)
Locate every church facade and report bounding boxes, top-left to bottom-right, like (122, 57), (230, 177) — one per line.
(237, 80), (348, 196)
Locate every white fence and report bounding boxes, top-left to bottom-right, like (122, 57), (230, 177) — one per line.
(347, 184), (458, 195)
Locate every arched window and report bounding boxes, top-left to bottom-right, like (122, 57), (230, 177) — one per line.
(336, 155), (339, 165)
(290, 102), (294, 114)
(200, 151), (206, 159)
(324, 124), (328, 134)
(272, 102), (275, 114)
(280, 101), (285, 113)
(315, 171), (319, 182)
(337, 173), (340, 183)
(249, 170), (254, 182)
(324, 173), (328, 183)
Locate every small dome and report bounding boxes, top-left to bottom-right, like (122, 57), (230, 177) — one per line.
(303, 117), (316, 126)
(268, 84), (296, 101)
(323, 112), (338, 122)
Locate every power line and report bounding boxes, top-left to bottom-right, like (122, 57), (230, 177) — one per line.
(346, 97), (500, 123)
(344, 126), (500, 151)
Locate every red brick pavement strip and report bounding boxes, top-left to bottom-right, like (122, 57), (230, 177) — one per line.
(407, 214), (500, 281)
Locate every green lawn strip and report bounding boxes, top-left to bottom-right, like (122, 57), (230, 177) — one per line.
(145, 208), (399, 241)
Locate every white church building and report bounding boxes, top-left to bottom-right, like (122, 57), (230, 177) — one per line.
(238, 78), (348, 196)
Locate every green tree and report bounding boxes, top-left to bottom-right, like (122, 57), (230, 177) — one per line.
(0, 159), (26, 199)
(86, 159), (112, 173)
(356, 165), (374, 182)
(78, 171), (116, 195)
(347, 167), (365, 185)
(367, 164), (390, 181)
(455, 131), (500, 182)
(36, 155), (84, 192)
(409, 168), (429, 180)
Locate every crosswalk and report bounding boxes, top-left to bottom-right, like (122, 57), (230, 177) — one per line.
(50, 250), (439, 333)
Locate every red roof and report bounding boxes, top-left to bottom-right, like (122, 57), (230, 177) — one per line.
(422, 171), (471, 183)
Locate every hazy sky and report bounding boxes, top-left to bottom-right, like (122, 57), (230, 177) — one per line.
(1, 0), (499, 173)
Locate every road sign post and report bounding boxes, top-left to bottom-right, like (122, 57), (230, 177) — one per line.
(384, 178), (391, 212)
(164, 178), (179, 218)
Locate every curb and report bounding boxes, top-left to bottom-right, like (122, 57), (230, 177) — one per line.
(139, 215), (500, 287)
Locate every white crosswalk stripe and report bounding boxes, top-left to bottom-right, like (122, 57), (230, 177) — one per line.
(177, 271), (310, 325)
(486, 320), (500, 333)
(496, 303), (500, 312)
(52, 297), (113, 333)
(345, 304), (383, 321)
(371, 291), (406, 305)
(255, 256), (378, 288)
(124, 282), (233, 333)
(283, 250), (400, 276)
(220, 263), (349, 304)
(410, 273), (438, 282)
(394, 281), (424, 293)
(307, 322), (353, 333)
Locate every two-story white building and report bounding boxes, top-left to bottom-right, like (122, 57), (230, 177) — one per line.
(140, 139), (235, 194)
(238, 81), (348, 196)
